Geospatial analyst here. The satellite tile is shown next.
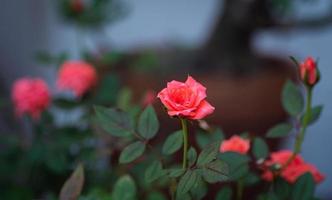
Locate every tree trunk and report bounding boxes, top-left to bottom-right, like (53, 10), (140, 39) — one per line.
(197, 0), (273, 74)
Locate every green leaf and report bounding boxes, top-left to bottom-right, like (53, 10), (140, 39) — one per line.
(258, 193), (278, 200)
(252, 137), (269, 159)
(94, 106), (134, 137)
(307, 105), (323, 125)
(243, 172), (260, 186)
(145, 161), (165, 183)
(175, 193), (191, 200)
(195, 128), (224, 149)
(162, 130), (183, 155)
(167, 168), (186, 178)
(188, 147), (197, 167)
(218, 152), (250, 180)
(147, 191), (167, 200)
(119, 141), (146, 164)
(282, 80), (304, 116)
(112, 175), (137, 200)
(94, 74), (120, 104)
(117, 88), (133, 111)
(138, 105), (159, 139)
(291, 173), (315, 200)
(177, 170), (199, 195)
(59, 164), (85, 200)
(202, 160), (228, 183)
(190, 176), (207, 200)
(266, 123), (293, 138)
(197, 142), (219, 166)
(215, 186), (232, 200)
(274, 177), (291, 199)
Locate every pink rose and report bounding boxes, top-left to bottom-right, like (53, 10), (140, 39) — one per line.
(219, 135), (250, 154)
(299, 56), (319, 86)
(157, 76), (215, 120)
(262, 150), (324, 184)
(57, 61), (98, 97)
(11, 78), (51, 119)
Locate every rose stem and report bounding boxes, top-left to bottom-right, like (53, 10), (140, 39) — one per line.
(180, 118), (189, 169)
(283, 86), (312, 169)
(236, 179), (244, 200)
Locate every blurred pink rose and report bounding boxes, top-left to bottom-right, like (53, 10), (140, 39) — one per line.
(71, 0), (84, 13)
(12, 78), (50, 119)
(142, 90), (156, 107)
(220, 135), (250, 154)
(157, 76), (214, 120)
(57, 61), (97, 97)
(262, 150), (324, 184)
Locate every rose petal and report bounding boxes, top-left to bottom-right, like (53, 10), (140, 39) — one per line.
(190, 100), (215, 120)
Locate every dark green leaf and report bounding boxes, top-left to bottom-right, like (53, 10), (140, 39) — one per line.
(138, 105), (159, 139)
(197, 142), (219, 166)
(147, 191), (167, 200)
(94, 74), (120, 104)
(112, 175), (136, 200)
(282, 80), (304, 116)
(175, 193), (191, 200)
(162, 130), (183, 155)
(258, 193), (278, 200)
(202, 160), (228, 183)
(190, 176), (207, 200)
(243, 172), (260, 186)
(307, 105), (323, 125)
(266, 123), (293, 138)
(252, 137), (269, 159)
(119, 141), (146, 164)
(219, 152), (250, 180)
(94, 106), (134, 137)
(167, 168), (185, 178)
(177, 170), (199, 195)
(291, 173), (315, 200)
(274, 177), (291, 199)
(195, 128), (224, 149)
(145, 161), (165, 183)
(215, 186), (232, 200)
(59, 164), (84, 200)
(188, 147), (197, 167)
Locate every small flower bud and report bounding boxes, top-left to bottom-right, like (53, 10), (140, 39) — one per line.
(299, 57), (320, 87)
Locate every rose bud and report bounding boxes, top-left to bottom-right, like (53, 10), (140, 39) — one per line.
(157, 76), (215, 120)
(299, 57), (320, 87)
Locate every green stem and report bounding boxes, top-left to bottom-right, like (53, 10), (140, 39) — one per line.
(181, 118), (188, 169)
(236, 179), (244, 200)
(283, 87), (312, 169)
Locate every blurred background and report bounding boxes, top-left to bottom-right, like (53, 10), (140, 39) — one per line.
(0, 0), (331, 199)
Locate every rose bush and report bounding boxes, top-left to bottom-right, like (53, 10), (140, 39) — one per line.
(4, 56), (327, 200)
